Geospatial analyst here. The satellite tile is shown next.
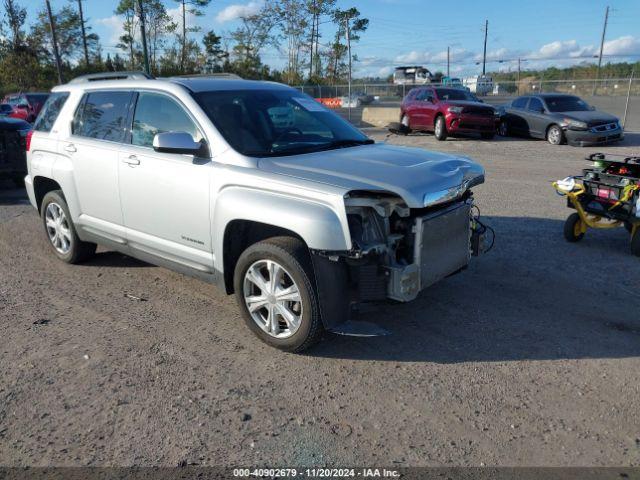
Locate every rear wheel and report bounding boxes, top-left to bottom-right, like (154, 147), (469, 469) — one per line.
(547, 124), (564, 145)
(563, 212), (585, 242)
(41, 190), (96, 263)
(498, 119), (509, 137)
(434, 115), (447, 141)
(233, 236), (323, 352)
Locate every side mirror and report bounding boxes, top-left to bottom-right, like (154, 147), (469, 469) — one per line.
(153, 132), (203, 155)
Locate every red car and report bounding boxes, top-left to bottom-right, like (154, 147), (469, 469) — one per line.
(2, 93), (49, 123)
(400, 87), (497, 140)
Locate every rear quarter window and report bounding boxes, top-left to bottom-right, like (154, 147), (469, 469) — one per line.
(72, 91), (133, 142)
(33, 92), (70, 132)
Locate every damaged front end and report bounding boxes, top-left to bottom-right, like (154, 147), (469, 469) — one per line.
(315, 187), (491, 310)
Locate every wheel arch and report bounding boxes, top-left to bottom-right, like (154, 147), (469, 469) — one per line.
(214, 187), (351, 293)
(33, 176), (63, 213)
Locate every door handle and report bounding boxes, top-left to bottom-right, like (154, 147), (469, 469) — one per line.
(122, 155), (140, 166)
(63, 144), (76, 153)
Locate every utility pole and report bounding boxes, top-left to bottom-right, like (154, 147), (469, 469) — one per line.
(517, 58), (521, 95)
(45, 0), (64, 84)
(482, 19), (488, 76)
(137, 0), (151, 75)
(447, 46), (450, 77)
(593, 6), (609, 95)
(345, 16), (352, 121)
(77, 0), (90, 67)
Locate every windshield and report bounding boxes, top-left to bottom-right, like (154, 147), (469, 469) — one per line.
(25, 94), (48, 105)
(545, 96), (590, 112)
(435, 88), (477, 101)
(193, 89), (371, 157)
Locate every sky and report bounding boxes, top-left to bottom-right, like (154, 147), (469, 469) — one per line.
(23, 0), (640, 78)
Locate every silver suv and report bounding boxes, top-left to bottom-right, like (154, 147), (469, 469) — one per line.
(25, 72), (487, 352)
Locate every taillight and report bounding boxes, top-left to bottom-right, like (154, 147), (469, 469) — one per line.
(26, 130), (33, 152)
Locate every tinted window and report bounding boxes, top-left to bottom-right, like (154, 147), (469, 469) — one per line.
(25, 94), (49, 106)
(72, 91), (132, 142)
(33, 92), (69, 132)
(512, 97), (528, 109)
(527, 98), (544, 112)
(545, 95), (590, 112)
(434, 88), (477, 101)
(132, 92), (203, 148)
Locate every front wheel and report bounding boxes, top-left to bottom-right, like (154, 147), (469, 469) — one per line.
(233, 237), (324, 352)
(41, 190), (97, 263)
(434, 115), (448, 141)
(547, 124), (564, 145)
(400, 114), (411, 135)
(563, 212), (585, 243)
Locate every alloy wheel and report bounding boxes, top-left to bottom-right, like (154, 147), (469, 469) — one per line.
(45, 202), (72, 254)
(243, 259), (303, 339)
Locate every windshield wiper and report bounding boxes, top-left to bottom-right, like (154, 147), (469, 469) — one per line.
(264, 138), (374, 157)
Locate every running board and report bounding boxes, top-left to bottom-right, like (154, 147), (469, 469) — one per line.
(329, 320), (391, 337)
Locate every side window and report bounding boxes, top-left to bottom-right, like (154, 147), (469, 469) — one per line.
(414, 90), (426, 101)
(425, 90), (435, 102)
(33, 92), (69, 133)
(527, 98), (544, 112)
(131, 92), (203, 148)
(512, 97), (528, 109)
(72, 91), (132, 142)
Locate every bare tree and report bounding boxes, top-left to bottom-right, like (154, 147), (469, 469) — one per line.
(173, 0), (211, 73)
(2, 0), (27, 50)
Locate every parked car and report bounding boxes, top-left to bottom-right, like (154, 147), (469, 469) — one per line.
(400, 86), (498, 140)
(340, 92), (375, 108)
(25, 71), (488, 352)
(2, 93), (49, 123)
(0, 117), (31, 186)
(0, 103), (15, 117)
(497, 94), (623, 146)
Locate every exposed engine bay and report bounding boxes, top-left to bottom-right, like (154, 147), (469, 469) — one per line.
(335, 190), (493, 303)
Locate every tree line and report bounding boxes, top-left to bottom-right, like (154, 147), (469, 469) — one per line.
(0, 0), (369, 93)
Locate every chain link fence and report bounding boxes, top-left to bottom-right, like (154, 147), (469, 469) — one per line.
(294, 78), (640, 100)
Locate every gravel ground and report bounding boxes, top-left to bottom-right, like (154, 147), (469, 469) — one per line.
(1, 132), (640, 468)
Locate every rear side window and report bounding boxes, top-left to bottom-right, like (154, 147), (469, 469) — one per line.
(72, 91), (132, 142)
(33, 92), (69, 132)
(527, 97), (544, 112)
(512, 97), (528, 109)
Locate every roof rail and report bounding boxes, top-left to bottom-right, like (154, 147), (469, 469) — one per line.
(68, 71), (154, 84)
(170, 73), (243, 80)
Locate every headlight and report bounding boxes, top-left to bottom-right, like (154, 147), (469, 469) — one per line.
(448, 106), (463, 114)
(562, 118), (588, 130)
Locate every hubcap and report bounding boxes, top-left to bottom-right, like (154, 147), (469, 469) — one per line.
(401, 115), (409, 127)
(436, 120), (442, 135)
(549, 128), (560, 144)
(499, 122), (507, 136)
(45, 202), (72, 254)
(243, 260), (303, 339)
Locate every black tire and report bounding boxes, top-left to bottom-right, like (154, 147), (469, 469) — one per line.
(434, 115), (447, 141)
(631, 229), (640, 257)
(497, 119), (509, 137)
(481, 132), (495, 140)
(624, 221), (633, 233)
(563, 212), (585, 243)
(547, 124), (564, 145)
(233, 236), (323, 352)
(41, 190), (97, 264)
(400, 114), (411, 135)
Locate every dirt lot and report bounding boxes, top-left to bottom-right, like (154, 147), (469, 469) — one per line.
(1, 132), (640, 468)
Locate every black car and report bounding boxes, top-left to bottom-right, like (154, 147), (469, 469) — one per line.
(0, 117), (31, 186)
(497, 94), (623, 146)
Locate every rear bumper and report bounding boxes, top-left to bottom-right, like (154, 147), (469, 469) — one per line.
(564, 127), (624, 147)
(446, 112), (497, 133)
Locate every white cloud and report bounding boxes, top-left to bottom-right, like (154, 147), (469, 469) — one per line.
(166, 6), (200, 32)
(95, 15), (123, 46)
(216, 1), (263, 23)
(603, 35), (640, 56)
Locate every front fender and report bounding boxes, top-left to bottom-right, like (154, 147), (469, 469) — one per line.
(213, 186), (351, 270)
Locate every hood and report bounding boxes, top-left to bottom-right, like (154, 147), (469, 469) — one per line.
(258, 143), (485, 208)
(553, 110), (619, 126)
